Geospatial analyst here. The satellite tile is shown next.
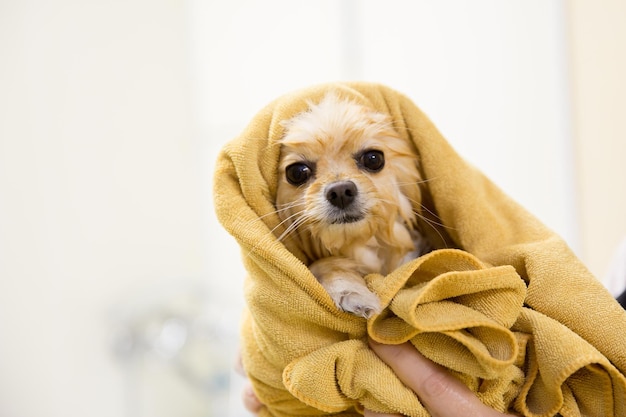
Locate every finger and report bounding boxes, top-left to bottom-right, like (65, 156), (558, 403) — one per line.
(369, 339), (511, 417)
(234, 348), (246, 376)
(242, 382), (263, 414)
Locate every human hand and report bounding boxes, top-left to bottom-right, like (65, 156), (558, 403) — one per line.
(366, 339), (516, 417)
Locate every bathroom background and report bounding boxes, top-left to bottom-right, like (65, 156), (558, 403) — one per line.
(1, 1), (625, 416)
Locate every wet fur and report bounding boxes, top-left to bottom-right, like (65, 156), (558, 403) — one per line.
(275, 93), (430, 318)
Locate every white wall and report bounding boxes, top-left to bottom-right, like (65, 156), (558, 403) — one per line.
(0, 1), (221, 416)
(568, 0), (626, 288)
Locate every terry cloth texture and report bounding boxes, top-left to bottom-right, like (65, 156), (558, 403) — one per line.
(213, 82), (626, 417)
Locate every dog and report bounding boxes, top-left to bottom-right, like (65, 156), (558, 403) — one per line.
(275, 93), (431, 318)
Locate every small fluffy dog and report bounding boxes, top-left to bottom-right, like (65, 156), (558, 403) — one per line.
(275, 93), (431, 318)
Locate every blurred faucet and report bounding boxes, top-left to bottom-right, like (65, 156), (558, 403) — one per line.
(109, 281), (242, 416)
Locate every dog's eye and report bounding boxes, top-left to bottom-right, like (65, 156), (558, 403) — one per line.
(359, 150), (385, 172)
(285, 163), (313, 185)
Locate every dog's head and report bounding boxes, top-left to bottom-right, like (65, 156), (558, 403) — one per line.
(275, 93), (423, 261)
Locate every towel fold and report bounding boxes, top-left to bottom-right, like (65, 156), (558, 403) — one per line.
(214, 82), (626, 416)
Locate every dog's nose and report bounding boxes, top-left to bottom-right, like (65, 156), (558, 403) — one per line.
(326, 181), (357, 209)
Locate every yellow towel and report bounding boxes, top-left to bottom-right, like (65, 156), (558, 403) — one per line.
(213, 82), (626, 417)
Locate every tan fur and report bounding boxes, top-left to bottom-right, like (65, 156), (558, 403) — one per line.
(275, 93), (430, 318)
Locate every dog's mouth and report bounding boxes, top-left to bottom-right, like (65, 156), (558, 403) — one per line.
(329, 212), (364, 224)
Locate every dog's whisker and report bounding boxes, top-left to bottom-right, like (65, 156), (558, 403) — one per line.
(394, 176), (438, 187)
(276, 212), (315, 243)
(368, 193), (452, 247)
(404, 204), (453, 249)
(370, 196), (401, 208)
(413, 211), (450, 247)
(242, 200), (305, 229)
(276, 222), (299, 243)
(271, 202), (316, 242)
(272, 210), (306, 237)
(278, 199), (306, 208)
(252, 209), (286, 224)
(416, 203), (449, 226)
(239, 198), (310, 256)
(242, 210), (311, 258)
(401, 195), (454, 230)
(367, 194), (443, 227)
(278, 217), (308, 242)
(415, 208), (452, 231)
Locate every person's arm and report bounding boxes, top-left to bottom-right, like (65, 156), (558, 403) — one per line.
(366, 339), (516, 417)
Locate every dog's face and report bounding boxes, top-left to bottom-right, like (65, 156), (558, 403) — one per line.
(275, 93), (423, 259)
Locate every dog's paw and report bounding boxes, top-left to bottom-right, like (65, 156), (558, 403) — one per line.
(338, 290), (381, 318)
(326, 281), (381, 319)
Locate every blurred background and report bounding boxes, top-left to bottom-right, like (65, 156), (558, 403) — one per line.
(1, 0), (625, 416)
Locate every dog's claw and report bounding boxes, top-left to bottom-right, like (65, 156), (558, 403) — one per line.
(336, 289), (381, 319)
